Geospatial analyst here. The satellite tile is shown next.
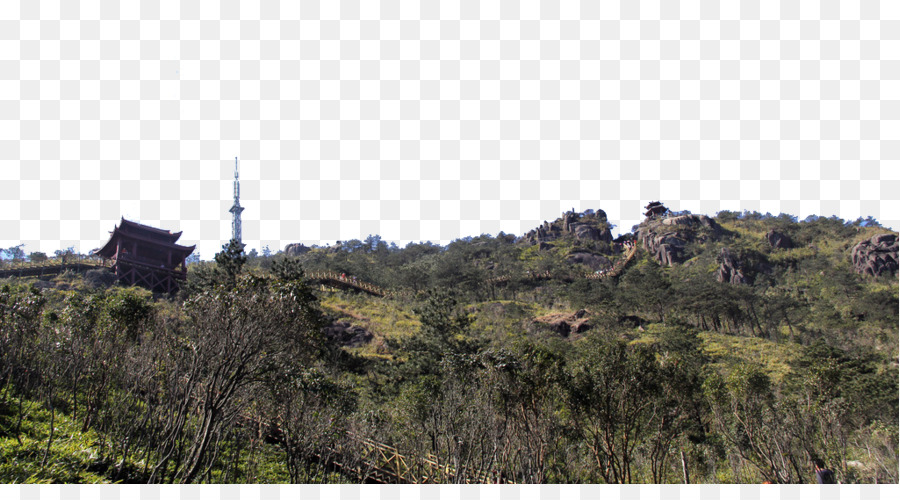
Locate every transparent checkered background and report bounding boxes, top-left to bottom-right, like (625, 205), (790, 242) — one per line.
(0, 0), (897, 261)
(0, 0), (899, 497)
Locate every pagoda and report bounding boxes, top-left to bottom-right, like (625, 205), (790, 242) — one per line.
(93, 218), (195, 294)
(644, 201), (668, 219)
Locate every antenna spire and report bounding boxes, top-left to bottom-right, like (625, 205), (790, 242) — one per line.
(229, 157), (244, 244)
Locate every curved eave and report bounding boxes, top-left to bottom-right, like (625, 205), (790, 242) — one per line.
(94, 225), (122, 258)
(94, 225), (196, 260)
(118, 218), (183, 243)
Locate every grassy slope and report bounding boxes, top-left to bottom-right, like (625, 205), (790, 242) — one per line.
(0, 398), (109, 483)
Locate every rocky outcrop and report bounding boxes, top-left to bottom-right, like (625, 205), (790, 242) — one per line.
(638, 214), (722, 266)
(640, 230), (687, 266)
(525, 210), (613, 245)
(851, 233), (899, 277)
(715, 248), (749, 285)
(571, 223), (606, 241)
(323, 321), (373, 347)
(284, 243), (311, 256)
(660, 214), (721, 233)
(531, 310), (592, 337)
(566, 252), (612, 272)
(765, 230), (793, 249)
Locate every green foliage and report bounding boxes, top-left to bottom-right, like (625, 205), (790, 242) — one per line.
(0, 398), (109, 483)
(84, 268), (117, 289)
(271, 255), (305, 281)
(0, 210), (896, 484)
(3, 244), (25, 262)
(214, 238), (247, 286)
(398, 289), (480, 375)
(27, 252), (48, 263)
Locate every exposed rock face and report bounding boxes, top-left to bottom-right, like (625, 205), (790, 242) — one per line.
(525, 210), (613, 245)
(638, 214), (722, 266)
(660, 214), (721, 232)
(640, 230), (687, 266)
(566, 252), (612, 271)
(765, 230), (793, 249)
(531, 311), (592, 337)
(715, 247), (749, 285)
(851, 233), (899, 277)
(284, 243), (311, 256)
(323, 321), (373, 347)
(571, 223), (605, 241)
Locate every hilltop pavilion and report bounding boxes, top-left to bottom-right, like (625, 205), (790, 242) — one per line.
(93, 218), (195, 294)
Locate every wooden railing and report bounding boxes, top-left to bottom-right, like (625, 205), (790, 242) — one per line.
(306, 271), (398, 298)
(0, 256), (107, 278)
(488, 242), (639, 285)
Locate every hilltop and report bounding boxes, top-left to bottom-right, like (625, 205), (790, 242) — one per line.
(1, 205), (897, 484)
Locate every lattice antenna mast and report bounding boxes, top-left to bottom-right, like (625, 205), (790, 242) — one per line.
(229, 156), (244, 244)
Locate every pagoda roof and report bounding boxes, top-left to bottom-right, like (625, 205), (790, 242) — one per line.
(94, 219), (195, 260)
(117, 217), (183, 243)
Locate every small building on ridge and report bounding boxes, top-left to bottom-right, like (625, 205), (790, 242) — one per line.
(93, 218), (195, 294)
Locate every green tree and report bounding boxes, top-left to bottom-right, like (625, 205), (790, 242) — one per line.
(566, 336), (663, 483)
(214, 239), (247, 286)
(704, 365), (801, 483)
(28, 251), (48, 263)
(271, 255), (305, 281)
(3, 244), (25, 262)
(400, 289), (478, 376)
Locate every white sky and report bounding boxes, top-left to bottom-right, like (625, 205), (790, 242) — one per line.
(0, 1), (897, 260)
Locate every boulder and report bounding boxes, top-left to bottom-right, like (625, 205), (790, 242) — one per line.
(851, 233), (899, 277)
(284, 243), (311, 256)
(531, 311), (592, 337)
(638, 214), (723, 266)
(661, 215), (696, 227)
(715, 247), (749, 285)
(661, 214), (721, 232)
(571, 222), (613, 242)
(566, 252), (612, 271)
(525, 210), (613, 245)
(323, 321), (374, 348)
(640, 230), (687, 266)
(765, 230), (793, 249)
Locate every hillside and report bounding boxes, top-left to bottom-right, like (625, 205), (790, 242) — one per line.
(0, 206), (897, 484)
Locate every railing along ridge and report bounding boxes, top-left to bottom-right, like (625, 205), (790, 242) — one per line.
(487, 241), (638, 284)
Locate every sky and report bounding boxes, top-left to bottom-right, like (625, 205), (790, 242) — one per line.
(0, 1), (897, 261)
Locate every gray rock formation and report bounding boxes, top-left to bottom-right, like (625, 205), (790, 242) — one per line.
(660, 214), (721, 232)
(571, 223), (608, 242)
(638, 214), (722, 266)
(524, 209), (614, 245)
(284, 243), (311, 256)
(639, 230), (687, 266)
(323, 321), (373, 347)
(566, 252), (612, 271)
(765, 230), (793, 249)
(715, 247), (749, 285)
(531, 311), (592, 337)
(851, 233), (899, 277)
